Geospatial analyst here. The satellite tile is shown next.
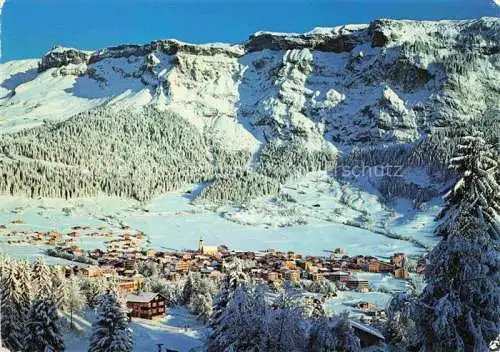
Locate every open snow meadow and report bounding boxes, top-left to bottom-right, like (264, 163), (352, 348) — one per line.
(0, 172), (439, 262)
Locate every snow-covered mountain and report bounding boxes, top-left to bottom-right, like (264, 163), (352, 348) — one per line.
(0, 18), (498, 204)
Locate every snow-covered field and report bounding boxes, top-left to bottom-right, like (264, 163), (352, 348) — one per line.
(0, 173), (437, 261)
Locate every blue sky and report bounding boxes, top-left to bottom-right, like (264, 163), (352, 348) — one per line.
(2, 0), (499, 61)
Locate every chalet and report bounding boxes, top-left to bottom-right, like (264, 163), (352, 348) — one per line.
(31, 237), (43, 244)
(167, 272), (181, 281)
(331, 271), (350, 282)
(119, 280), (137, 293)
(209, 270), (223, 280)
(284, 270), (300, 283)
(346, 279), (369, 292)
(394, 268), (410, 279)
(100, 266), (117, 277)
(48, 231), (62, 240)
(175, 260), (190, 272)
(237, 251), (256, 261)
(126, 292), (166, 320)
(283, 261), (297, 270)
(357, 301), (375, 310)
(266, 271), (281, 282)
(182, 253), (193, 260)
(70, 246), (84, 257)
(391, 253), (406, 268)
(45, 238), (58, 246)
(354, 256), (365, 265)
(304, 261), (319, 273)
(89, 248), (105, 259)
(351, 320), (385, 349)
(311, 272), (323, 282)
(124, 259), (136, 271)
(416, 257), (425, 274)
(80, 267), (102, 278)
(368, 260), (394, 273)
(67, 231), (79, 238)
(135, 232), (145, 240)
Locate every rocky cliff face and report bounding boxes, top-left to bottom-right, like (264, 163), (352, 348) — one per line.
(33, 17), (500, 147)
(0, 17), (498, 203)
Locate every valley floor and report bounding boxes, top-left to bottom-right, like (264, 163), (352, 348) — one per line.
(0, 171), (435, 352)
(0, 172), (439, 262)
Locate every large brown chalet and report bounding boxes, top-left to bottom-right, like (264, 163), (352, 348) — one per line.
(126, 292), (166, 320)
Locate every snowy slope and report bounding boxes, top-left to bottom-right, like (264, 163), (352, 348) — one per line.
(1, 18), (498, 149)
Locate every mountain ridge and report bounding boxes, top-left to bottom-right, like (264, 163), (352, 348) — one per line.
(0, 17), (498, 205)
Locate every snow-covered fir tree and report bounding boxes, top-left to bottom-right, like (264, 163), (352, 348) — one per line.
(50, 267), (67, 310)
(301, 279), (337, 298)
(190, 291), (213, 324)
(61, 276), (86, 329)
(436, 134), (500, 240)
(0, 258), (24, 351)
(385, 292), (418, 351)
(302, 296), (326, 319)
(308, 313), (361, 352)
(182, 272), (198, 305)
(31, 257), (53, 300)
(0, 258), (32, 351)
(413, 214), (500, 351)
(80, 277), (106, 308)
(136, 261), (160, 278)
(407, 131), (500, 351)
(185, 273), (217, 323)
(144, 276), (184, 307)
(208, 258), (250, 336)
(88, 292), (133, 352)
(23, 299), (65, 352)
(385, 273), (426, 350)
(265, 303), (306, 352)
(207, 286), (268, 352)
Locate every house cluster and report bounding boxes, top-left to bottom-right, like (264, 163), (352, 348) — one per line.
(0, 223), (129, 248)
(244, 248), (419, 292)
(55, 238), (423, 321)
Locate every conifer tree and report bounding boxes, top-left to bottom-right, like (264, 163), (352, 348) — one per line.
(31, 257), (53, 300)
(412, 133), (500, 351)
(62, 276), (86, 329)
(436, 134), (500, 240)
(23, 299), (65, 352)
(413, 215), (500, 351)
(88, 293), (132, 352)
(207, 286), (267, 352)
(190, 292), (213, 323)
(209, 259), (250, 333)
(308, 313), (361, 352)
(0, 258), (24, 352)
